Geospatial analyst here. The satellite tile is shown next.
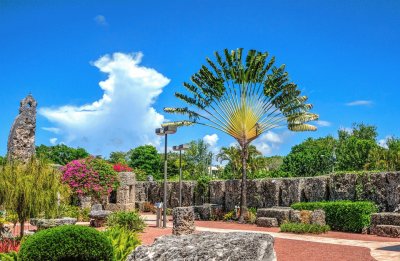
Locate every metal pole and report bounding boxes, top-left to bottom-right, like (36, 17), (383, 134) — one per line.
(179, 149), (182, 207)
(163, 134), (168, 228)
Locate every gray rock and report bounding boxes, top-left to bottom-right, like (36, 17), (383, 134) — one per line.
(224, 180), (241, 211)
(280, 179), (302, 206)
(263, 179), (282, 207)
(329, 174), (357, 201)
(194, 204), (223, 221)
(89, 204), (112, 227)
(209, 181), (225, 206)
(311, 209), (326, 226)
(301, 176), (329, 202)
(386, 172), (400, 212)
(373, 225), (400, 238)
(30, 217), (77, 230)
(127, 232), (276, 261)
(7, 94), (37, 162)
(247, 180), (265, 208)
(257, 207), (291, 225)
(172, 207), (195, 235)
(289, 210), (302, 223)
(370, 212), (400, 234)
(256, 217), (279, 227)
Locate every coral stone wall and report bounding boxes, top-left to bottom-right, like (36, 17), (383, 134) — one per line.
(135, 172), (400, 212)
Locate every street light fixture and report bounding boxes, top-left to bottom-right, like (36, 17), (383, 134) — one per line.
(155, 125), (177, 228)
(173, 143), (189, 207)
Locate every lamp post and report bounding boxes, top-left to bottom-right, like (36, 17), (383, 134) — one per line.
(173, 143), (189, 207)
(155, 125), (177, 228)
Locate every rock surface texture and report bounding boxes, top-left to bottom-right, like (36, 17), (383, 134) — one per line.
(89, 204), (112, 227)
(135, 172), (400, 212)
(30, 218), (77, 230)
(127, 232), (276, 261)
(256, 217), (279, 227)
(172, 207), (195, 235)
(370, 212), (400, 237)
(7, 94), (37, 162)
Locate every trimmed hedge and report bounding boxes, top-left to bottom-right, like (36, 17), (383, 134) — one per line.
(18, 225), (113, 261)
(291, 201), (377, 233)
(280, 222), (330, 234)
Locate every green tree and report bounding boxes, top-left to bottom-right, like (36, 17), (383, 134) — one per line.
(337, 123), (379, 171)
(184, 139), (212, 177)
(367, 137), (400, 171)
(281, 136), (336, 176)
(164, 48), (317, 221)
(0, 156), (5, 165)
(36, 144), (89, 165)
(0, 159), (69, 237)
(109, 151), (128, 164)
(128, 145), (161, 179)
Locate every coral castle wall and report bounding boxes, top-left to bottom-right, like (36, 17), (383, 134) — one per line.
(135, 172), (400, 212)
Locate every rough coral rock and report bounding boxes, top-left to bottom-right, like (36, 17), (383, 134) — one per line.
(370, 212), (400, 235)
(310, 209), (326, 226)
(256, 217), (279, 227)
(172, 207), (195, 235)
(127, 232), (276, 261)
(257, 207), (292, 225)
(89, 204), (112, 227)
(7, 94), (37, 162)
(30, 217), (77, 230)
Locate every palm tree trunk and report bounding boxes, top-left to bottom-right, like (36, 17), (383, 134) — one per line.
(238, 144), (248, 223)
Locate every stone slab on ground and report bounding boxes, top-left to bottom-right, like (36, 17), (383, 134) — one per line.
(128, 232), (276, 261)
(89, 204), (112, 227)
(30, 217), (77, 230)
(257, 207), (292, 225)
(373, 225), (400, 238)
(256, 217), (279, 227)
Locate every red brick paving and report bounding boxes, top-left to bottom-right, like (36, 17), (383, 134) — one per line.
(140, 224), (375, 261)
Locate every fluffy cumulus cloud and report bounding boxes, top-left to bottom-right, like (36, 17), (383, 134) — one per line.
(253, 131), (286, 155)
(40, 52), (169, 156)
(346, 100), (373, 106)
(203, 134), (220, 155)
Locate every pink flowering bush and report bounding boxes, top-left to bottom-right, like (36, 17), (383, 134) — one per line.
(62, 157), (119, 201)
(113, 163), (132, 172)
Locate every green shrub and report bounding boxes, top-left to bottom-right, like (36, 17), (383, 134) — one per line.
(223, 210), (236, 221)
(291, 201), (378, 233)
(280, 222), (330, 234)
(57, 204), (90, 222)
(106, 211), (146, 232)
(103, 226), (141, 261)
(18, 225), (113, 261)
(0, 251), (18, 261)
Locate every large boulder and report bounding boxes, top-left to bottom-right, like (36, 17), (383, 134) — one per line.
(89, 204), (112, 227)
(194, 204), (223, 221)
(209, 181), (226, 206)
(280, 179), (302, 206)
(257, 207), (292, 225)
(329, 174), (357, 201)
(301, 176), (329, 202)
(370, 212), (400, 235)
(127, 232), (276, 261)
(172, 207), (195, 235)
(263, 179), (282, 207)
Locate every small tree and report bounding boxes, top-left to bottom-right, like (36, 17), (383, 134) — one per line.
(128, 145), (161, 178)
(164, 48), (317, 221)
(0, 159), (69, 237)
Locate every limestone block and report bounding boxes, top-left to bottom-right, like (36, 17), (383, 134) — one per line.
(329, 174), (357, 201)
(172, 207), (195, 236)
(127, 232), (276, 261)
(256, 217), (279, 227)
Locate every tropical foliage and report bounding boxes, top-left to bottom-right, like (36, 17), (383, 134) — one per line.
(163, 48), (317, 220)
(62, 157), (119, 202)
(103, 226), (141, 261)
(128, 145), (161, 178)
(0, 159), (69, 236)
(36, 144), (89, 165)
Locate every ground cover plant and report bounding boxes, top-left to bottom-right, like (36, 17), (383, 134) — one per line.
(291, 201), (377, 233)
(18, 225), (113, 261)
(280, 222), (330, 234)
(106, 211), (146, 232)
(103, 226), (141, 261)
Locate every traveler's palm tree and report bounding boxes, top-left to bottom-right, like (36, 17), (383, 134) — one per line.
(163, 48), (318, 221)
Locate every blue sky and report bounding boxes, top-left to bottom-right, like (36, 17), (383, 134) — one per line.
(0, 0), (399, 158)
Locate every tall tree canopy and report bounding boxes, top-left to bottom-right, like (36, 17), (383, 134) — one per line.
(36, 144), (89, 165)
(128, 145), (161, 179)
(164, 48), (317, 221)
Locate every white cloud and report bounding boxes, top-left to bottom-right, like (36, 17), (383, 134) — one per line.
(49, 138), (58, 145)
(42, 127), (61, 134)
(40, 52), (169, 156)
(253, 131), (287, 155)
(94, 15), (108, 26)
(346, 100), (373, 106)
(316, 120), (331, 127)
(203, 134), (219, 147)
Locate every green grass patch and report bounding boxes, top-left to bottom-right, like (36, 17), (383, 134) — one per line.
(280, 222), (330, 234)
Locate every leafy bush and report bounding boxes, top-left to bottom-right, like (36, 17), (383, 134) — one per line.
(280, 222), (330, 234)
(106, 211), (146, 232)
(0, 251), (18, 261)
(103, 226), (141, 261)
(57, 204), (90, 222)
(18, 225), (113, 261)
(223, 210), (236, 221)
(291, 201), (378, 232)
(62, 157), (119, 201)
